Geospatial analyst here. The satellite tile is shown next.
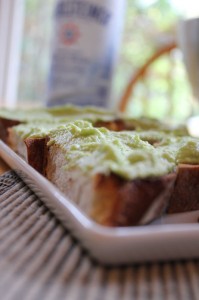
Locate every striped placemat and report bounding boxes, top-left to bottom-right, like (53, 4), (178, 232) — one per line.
(0, 170), (199, 300)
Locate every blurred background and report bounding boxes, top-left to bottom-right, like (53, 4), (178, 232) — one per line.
(17, 0), (199, 121)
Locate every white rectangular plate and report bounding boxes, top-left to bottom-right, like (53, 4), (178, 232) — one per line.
(0, 140), (199, 265)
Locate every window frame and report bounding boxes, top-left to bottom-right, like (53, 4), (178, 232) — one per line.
(0, 0), (25, 107)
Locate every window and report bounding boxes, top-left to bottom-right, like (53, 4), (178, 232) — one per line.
(0, 0), (24, 107)
(18, 0), (55, 107)
(0, 0), (55, 108)
(0, 0), (193, 122)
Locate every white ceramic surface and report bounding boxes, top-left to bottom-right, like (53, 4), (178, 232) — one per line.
(0, 140), (199, 265)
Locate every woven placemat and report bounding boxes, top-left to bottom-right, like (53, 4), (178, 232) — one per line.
(0, 170), (199, 300)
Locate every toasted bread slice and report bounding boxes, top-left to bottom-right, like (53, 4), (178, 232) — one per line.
(7, 121), (178, 226)
(0, 105), (115, 142)
(0, 117), (21, 142)
(45, 142), (175, 226)
(7, 117), (199, 225)
(0, 105), (188, 142)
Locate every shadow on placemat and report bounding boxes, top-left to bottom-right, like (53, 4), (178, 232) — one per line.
(0, 171), (198, 300)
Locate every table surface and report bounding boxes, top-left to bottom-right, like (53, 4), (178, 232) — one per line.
(0, 156), (199, 300)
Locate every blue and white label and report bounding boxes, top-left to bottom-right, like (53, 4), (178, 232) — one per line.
(46, 0), (126, 107)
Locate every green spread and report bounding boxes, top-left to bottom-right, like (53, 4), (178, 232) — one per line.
(6, 103), (198, 180)
(0, 108), (51, 122)
(0, 104), (188, 135)
(47, 104), (115, 116)
(122, 116), (188, 136)
(13, 122), (62, 139)
(0, 104), (115, 123)
(177, 140), (199, 164)
(46, 120), (199, 180)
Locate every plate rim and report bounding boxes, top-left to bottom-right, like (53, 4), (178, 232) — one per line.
(1, 140), (199, 264)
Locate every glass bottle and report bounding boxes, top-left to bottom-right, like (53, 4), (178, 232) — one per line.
(46, 0), (126, 107)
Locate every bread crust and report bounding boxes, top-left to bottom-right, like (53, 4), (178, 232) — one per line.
(0, 117), (21, 142)
(167, 164), (199, 213)
(91, 173), (175, 226)
(24, 137), (49, 175)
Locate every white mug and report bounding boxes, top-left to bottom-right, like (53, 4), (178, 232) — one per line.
(178, 17), (199, 101)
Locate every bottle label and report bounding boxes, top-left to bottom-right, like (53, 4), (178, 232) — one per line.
(46, 0), (125, 107)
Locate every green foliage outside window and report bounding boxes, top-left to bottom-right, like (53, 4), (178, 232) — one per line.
(18, 0), (193, 122)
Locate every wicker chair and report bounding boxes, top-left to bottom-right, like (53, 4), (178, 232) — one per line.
(118, 41), (177, 113)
